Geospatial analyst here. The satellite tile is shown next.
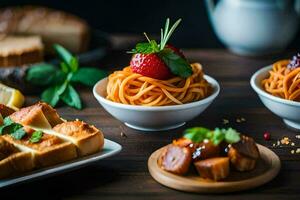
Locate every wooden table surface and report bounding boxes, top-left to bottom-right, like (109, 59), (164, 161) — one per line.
(2, 49), (300, 200)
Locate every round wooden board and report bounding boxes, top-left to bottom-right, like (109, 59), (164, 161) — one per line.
(148, 144), (281, 193)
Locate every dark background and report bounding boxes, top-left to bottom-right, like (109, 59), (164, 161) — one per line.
(0, 0), (300, 49)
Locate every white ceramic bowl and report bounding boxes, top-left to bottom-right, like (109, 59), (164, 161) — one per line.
(93, 75), (220, 131)
(251, 65), (300, 130)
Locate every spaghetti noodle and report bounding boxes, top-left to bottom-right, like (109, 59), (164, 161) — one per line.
(106, 63), (212, 106)
(262, 59), (300, 101)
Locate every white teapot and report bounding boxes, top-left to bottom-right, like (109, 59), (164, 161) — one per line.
(205, 0), (300, 56)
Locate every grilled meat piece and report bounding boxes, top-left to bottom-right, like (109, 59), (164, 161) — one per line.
(192, 140), (220, 161)
(159, 144), (192, 175)
(194, 157), (230, 181)
(228, 135), (259, 171)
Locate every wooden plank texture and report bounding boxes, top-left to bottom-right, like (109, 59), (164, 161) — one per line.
(1, 49), (299, 200)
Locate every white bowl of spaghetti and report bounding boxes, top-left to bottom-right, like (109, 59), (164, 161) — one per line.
(93, 63), (220, 131)
(251, 60), (300, 130)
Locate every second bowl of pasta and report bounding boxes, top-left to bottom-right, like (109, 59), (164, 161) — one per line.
(251, 61), (300, 130)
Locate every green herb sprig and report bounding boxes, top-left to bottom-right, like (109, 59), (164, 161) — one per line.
(183, 127), (241, 145)
(0, 117), (26, 140)
(0, 117), (44, 143)
(128, 18), (192, 78)
(26, 44), (108, 109)
(29, 131), (43, 143)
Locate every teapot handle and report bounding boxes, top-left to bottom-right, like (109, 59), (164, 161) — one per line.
(205, 0), (216, 21)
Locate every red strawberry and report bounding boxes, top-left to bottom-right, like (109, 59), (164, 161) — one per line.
(165, 44), (186, 59)
(130, 53), (172, 80)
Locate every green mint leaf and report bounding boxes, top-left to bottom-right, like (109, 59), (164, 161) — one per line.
(158, 49), (192, 78)
(53, 44), (78, 72)
(3, 117), (14, 126)
(0, 117), (26, 140)
(211, 128), (225, 145)
(183, 127), (210, 143)
(60, 62), (69, 73)
(70, 57), (79, 72)
(41, 86), (60, 107)
(26, 63), (66, 86)
(26, 63), (57, 86)
(0, 117), (14, 134)
(224, 128), (240, 144)
(60, 84), (82, 109)
(128, 40), (160, 54)
(71, 68), (108, 86)
(10, 127), (26, 140)
(30, 131), (43, 143)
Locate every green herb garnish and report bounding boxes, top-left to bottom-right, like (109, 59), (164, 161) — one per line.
(0, 117), (27, 140)
(183, 127), (240, 145)
(26, 44), (108, 109)
(30, 131), (43, 143)
(128, 18), (192, 78)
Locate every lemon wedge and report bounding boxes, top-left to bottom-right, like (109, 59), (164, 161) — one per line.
(0, 83), (25, 110)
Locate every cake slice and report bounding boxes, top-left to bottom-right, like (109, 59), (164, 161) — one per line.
(0, 35), (43, 67)
(0, 137), (34, 178)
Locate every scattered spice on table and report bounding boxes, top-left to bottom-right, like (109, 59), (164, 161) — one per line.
(121, 132), (127, 138)
(222, 119), (229, 125)
(236, 117), (246, 123)
(281, 137), (290, 145)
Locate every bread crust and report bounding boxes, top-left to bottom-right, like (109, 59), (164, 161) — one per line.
(0, 6), (90, 53)
(10, 102), (63, 128)
(0, 137), (35, 178)
(52, 121), (104, 156)
(0, 104), (15, 118)
(2, 134), (77, 168)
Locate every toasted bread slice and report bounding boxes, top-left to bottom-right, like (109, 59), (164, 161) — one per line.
(2, 132), (77, 167)
(51, 121), (104, 156)
(9, 102), (63, 129)
(0, 137), (34, 178)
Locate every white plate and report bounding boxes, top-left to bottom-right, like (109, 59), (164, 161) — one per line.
(0, 139), (122, 188)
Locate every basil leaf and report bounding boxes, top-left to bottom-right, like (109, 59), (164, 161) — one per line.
(71, 68), (108, 86)
(224, 128), (240, 144)
(53, 44), (77, 72)
(41, 86), (60, 107)
(158, 49), (192, 78)
(26, 63), (66, 86)
(61, 84), (82, 109)
(183, 127), (210, 143)
(30, 131), (43, 143)
(10, 127), (26, 140)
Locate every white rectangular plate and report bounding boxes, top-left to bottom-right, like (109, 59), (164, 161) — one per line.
(0, 139), (122, 188)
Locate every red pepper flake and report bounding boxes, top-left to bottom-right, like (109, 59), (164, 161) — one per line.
(263, 132), (271, 141)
